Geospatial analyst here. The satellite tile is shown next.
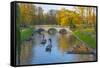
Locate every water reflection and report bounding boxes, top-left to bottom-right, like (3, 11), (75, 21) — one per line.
(58, 35), (70, 53)
(40, 34), (47, 45)
(18, 31), (96, 65)
(45, 38), (52, 52)
(19, 40), (34, 65)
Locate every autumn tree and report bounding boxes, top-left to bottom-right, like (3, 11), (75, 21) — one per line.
(56, 8), (81, 28)
(74, 6), (96, 28)
(86, 7), (96, 27)
(74, 7), (85, 24)
(56, 8), (69, 27)
(19, 3), (36, 26)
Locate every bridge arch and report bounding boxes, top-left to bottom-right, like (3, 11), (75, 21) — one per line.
(34, 25), (71, 34)
(48, 28), (57, 34)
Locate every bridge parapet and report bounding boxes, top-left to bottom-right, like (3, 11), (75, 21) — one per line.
(34, 25), (71, 33)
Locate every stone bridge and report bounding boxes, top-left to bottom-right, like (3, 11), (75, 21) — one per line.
(34, 25), (72, 33)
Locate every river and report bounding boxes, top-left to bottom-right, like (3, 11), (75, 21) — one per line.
(18, 31), (95, 65)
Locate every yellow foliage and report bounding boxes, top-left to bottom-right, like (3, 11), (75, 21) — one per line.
(56, 8), (82, 27)
(19, 3), (34, 24)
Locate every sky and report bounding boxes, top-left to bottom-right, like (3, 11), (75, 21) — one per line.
(18, 3), (96, 14)
(34, 4), (75, 13)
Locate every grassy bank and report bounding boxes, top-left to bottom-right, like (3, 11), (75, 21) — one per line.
(74, 29), (96, 49)
(20, 28), (33, 41)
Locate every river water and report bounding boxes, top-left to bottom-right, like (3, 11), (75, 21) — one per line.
(19, 31), (96, 65)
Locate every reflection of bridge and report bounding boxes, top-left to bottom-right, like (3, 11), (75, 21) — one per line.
(34, 25), (72, 32)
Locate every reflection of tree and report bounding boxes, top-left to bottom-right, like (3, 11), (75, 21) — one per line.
(19, 40), (34, 65)
(58, 35), (69, 53)
(58, 34), (77, 53)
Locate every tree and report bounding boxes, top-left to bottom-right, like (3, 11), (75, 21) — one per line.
(74, 6), (96, 28)
(86, 7), (96, 27)
(37, 6), (44, 25)
(74, 7), (85, 24)
(56, 8), (69, 27)
(46, 9), (57, 25)
(19, 3), (36, 26)
(56, 8), (81, 28)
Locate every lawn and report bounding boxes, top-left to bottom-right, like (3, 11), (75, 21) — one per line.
(20, 28), (33, 41)
(74, 29), (96, 49)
